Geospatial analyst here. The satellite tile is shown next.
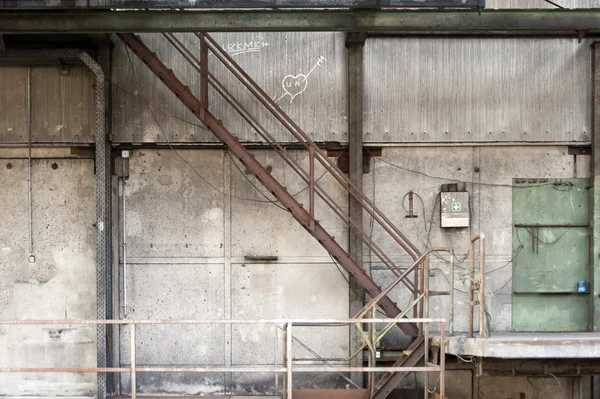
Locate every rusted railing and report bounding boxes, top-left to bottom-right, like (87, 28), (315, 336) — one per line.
(468, 234), (487, 338)
(0, 318), (445, 399)
(158, 31), (421, 300)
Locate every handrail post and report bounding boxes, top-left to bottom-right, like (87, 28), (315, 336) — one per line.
(424, 254), (430, 320)
(309, 146), (315, 232)
(468, 238), (475, 338)
(418, 259), (424, 334)
(368, 307), (376, 397)
(130, 322), (136, 399)
(285, 323), (293, 399)
(478, 234), (487, 338)
(440, 321), (446, 399)
(449, 251), (454, 335)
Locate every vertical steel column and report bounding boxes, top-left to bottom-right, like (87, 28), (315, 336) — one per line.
(592, 42), (600, 332)
(591, 41), (600, 397)
(346, 31), (367, 388)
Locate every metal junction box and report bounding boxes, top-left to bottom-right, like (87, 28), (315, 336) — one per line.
(440, 192), (469, 228)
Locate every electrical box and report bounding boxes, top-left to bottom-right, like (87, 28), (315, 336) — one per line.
(440, 192), (469, 228)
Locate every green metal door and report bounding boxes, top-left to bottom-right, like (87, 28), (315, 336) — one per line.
(512, 178), (591, 332)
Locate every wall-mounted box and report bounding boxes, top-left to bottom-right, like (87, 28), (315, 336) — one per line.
(441, 192), (469, 228)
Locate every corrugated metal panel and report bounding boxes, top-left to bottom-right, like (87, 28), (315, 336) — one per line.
(31, 65), (95, 143)
(112, 32), (347, 144)
(0, 66), (27, 143)
(364, 38), (591, 143)
(112, 33), (211, 143)
(487, 0), (600, 8)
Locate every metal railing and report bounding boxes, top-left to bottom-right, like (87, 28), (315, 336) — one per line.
(153, 31), (423, 308)
(0, 318), (445, 399)
(468, 234), (487, 338)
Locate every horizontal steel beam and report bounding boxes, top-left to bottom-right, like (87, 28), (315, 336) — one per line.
(2, 9), (600, 34)
(0, 0), (483, 8)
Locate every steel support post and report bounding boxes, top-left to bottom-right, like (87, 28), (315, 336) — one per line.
(592, 41), (600, 399)
(347, 31), (366, 388)
(592, 42), (600, 333)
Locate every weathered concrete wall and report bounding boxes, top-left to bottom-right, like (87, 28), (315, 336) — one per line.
(0, 158), (97, 396)
(117, 149), (349, 395)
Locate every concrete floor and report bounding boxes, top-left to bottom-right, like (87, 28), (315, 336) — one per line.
(440, 332), (600, 358)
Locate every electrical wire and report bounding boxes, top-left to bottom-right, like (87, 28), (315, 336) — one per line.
(377, 157), (563, 189)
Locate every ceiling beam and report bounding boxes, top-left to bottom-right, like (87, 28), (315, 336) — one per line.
(2, 9), (600, 35)
(0, 0), (483, 9)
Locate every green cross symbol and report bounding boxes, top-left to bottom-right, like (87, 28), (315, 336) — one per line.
(452, 203), (461, 212)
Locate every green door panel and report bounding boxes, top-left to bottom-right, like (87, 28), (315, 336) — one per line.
(512, 227), (589, 293)
(512, 178), (589, 226)
(512, 294), (589, 332)
(512, 178), (591, 332)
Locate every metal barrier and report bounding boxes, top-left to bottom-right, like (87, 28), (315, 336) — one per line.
(468, 234), (487, 338)
(0, 318), (445, 399)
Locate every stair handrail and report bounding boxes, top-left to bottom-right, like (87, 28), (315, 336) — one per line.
(162, 32), (418, 293)
(200, 32), (422, 262)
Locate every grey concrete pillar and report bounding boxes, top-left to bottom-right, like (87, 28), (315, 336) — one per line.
(347, 31), (367, 388)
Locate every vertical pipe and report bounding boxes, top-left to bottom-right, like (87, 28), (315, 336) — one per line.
(130, 323), (136, 399)
(368, 307), (376, 397)
(78, 51), (108, 399)
(27, 65), (34, 261)
(478, 234), (486, 338)
(286, 323), (293, 399)
(122, 177), (127, 317)
(440, 321), (446, 399)
(468, 240), (475, 338)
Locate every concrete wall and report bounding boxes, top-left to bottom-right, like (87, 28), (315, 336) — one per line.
(0, 158), (97, 396)
(117, 149), (349, 395)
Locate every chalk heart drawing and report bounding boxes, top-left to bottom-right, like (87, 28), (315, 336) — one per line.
(282, 74), (308, 102)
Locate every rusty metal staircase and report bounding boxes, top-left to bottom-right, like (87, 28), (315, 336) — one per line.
(117, 32), (430, 398)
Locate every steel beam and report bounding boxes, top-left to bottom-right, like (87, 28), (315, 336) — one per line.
(4, 10), (600, 34)
(0, 0), (483, 8)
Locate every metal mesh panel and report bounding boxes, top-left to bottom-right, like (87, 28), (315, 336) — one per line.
(79, 51), (108, 399)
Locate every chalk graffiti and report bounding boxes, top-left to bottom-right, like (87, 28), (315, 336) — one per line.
(222, 35), (269, 56)
(273, 55), (327, 104)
